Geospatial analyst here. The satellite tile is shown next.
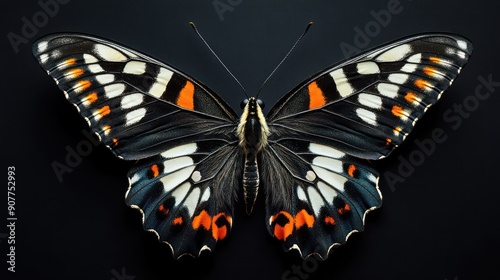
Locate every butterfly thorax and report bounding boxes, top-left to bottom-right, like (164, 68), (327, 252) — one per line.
(237, 97), (270, 214)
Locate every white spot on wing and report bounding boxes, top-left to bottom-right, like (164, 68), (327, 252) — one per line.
(121, 93), (144, 109)
(388, 73), (409, 84)
(306, 186), (325, 216)
(88, 64), (104, 73)
(309, 143), (345, 158)
(161, 143), (197, 158)
(182, 187), (200, 217)
(37, 41), (48, 52)
(200, 188), (210, 203)
(191, 171), (202, 182)
(356, 61), (380, 74)
(123, 61), (147, 75)
(401, 63), (418, 73)
(105, 83), (125, 98)
(406, 53), (422, 63)
(376, 44), (412, 62)
(83, 54), (98, 64)
(296, 186), (308, 202)
(330, 69), (354, 97)
(125, 108), (146, 125)
(163, 156), (194, 174)
(306, 171), (316, 181)
(457, 40), (468, 50)
(149, 67), (174, 98)
(311, 166), (347, 192)
(312, 156), (343, 173)
(358, 93), (383, 109)
(39, 53), (49, 63)
(356, 108), (377, 125)
(377, 83), (399, 98)
(94, 44), (128, 62)
(160, 166), (195, 193)
(95, 74), (115, 84)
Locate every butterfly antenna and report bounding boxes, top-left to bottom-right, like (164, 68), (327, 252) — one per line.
(189, 22), (249, 98)
(256, 21), (313, 98)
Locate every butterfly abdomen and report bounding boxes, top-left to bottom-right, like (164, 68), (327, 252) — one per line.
(243, 152), (259, 214)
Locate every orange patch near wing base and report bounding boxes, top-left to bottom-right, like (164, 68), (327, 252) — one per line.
(294, 209), (315, 229)
(176, 80), (195, 110)
(158, 205), (170, 215)
(150, 164), (160, 178)
(348, 164), (357, 177)
(173, 216), (183, 225)
(271, 211), (294, 241)
(211, 213), (231, 241)
(338, 204), (351, 215)
(308, 81), (326, 109)
(192, 210), (211, 231)
(324, 216), (335, 225)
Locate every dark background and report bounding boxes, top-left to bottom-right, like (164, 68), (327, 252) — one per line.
(2, 0), (499, 279)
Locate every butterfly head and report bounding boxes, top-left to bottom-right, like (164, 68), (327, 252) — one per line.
(240, 97), (265, 112)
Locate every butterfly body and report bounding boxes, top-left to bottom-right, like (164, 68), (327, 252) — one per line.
(33, 32), (472, 259)
(238, 97), (269, 214)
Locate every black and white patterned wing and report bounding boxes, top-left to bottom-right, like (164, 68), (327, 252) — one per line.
(262, 34), (472, 259)
(33, 34), (241, 258)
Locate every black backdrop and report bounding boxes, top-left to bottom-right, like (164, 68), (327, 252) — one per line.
(2, 0), (499, 279)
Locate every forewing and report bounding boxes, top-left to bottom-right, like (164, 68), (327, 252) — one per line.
(267, 34), (473, 160)
(33, 33), (238, 160)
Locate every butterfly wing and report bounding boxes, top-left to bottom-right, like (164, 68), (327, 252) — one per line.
(33, 34), (240, 258)
(263, 34), (472, 258)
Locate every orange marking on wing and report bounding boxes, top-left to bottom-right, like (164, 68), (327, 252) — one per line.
(429, 56), (441, 64)
(393, 126), (402, 136)
(83, 92), (98, 104)
(294, 209), (315, 229)
(66, 68), (84, 78)
(391, 105), (405, 117)
(173, 216), (183, 225)
(176, 80), (195, 110)
(324, 216), (335, 225)
(150, 164), (160, 178)
(112, 138), (118, 146)
(308, 81), (326, 109)
(348, 164), (357, 177)
(271, 211), (294, 241)
(192, 210), (211, 231)
(64, 58), (77, 66)
(102, 125), (111, 135)
(211, 213), (231, 240)
(97, 105), (111, 118)
(158, 205), (170, 215)
(405, 92), (418, 103)
(385, 138), (393, 146)
(414, 79), (431, 90)
(74, 80), (91, 92)
(423, 66), (437, 77)
(338, 204), (351, 215)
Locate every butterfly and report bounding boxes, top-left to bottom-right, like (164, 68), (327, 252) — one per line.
(32, 28), (472, 260)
